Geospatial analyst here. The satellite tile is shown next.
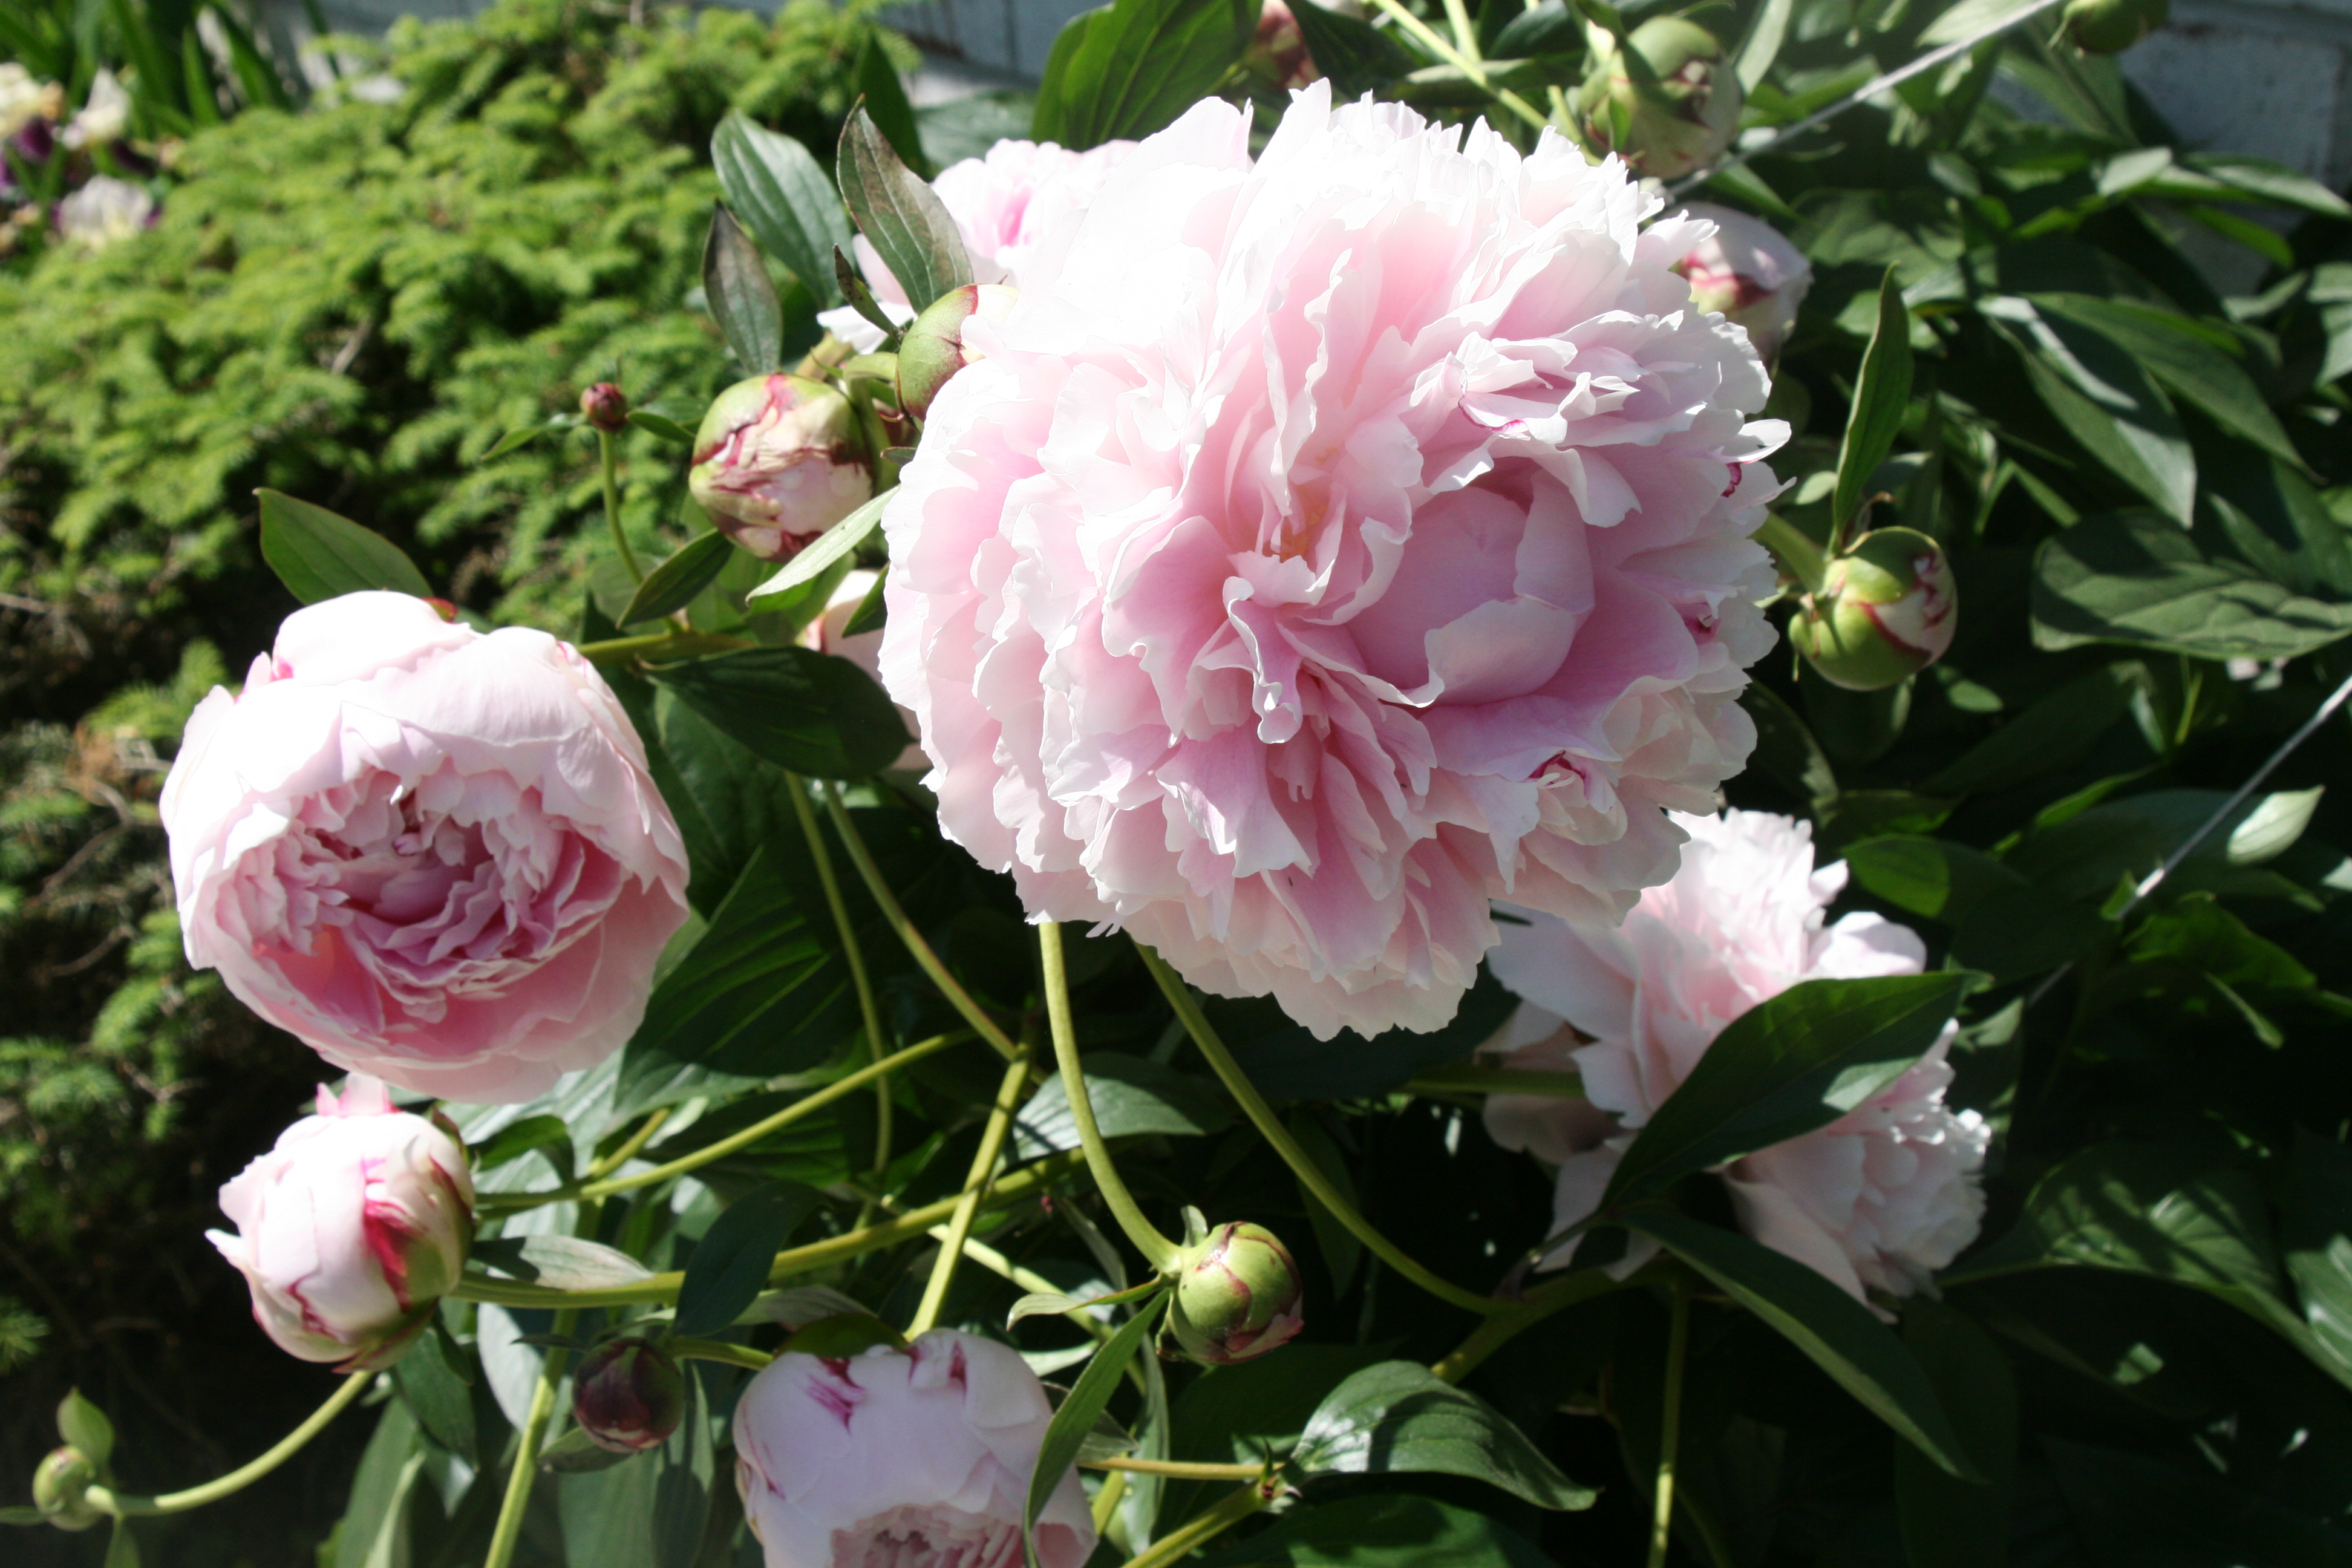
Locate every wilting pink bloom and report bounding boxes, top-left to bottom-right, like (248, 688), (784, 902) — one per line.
(1488, 809), (1988, 1299)
(881, 87), (1785, 1040)
(1669, 203), (1812, 361)
(207, 1074), (474, 1367)
(162, 592), (691, 1103)
(733, 1329), (1096, 1568)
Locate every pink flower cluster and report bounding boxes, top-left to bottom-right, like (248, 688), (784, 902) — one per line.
(880, 87), (1785, 1039)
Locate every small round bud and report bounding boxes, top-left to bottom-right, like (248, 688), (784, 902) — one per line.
(1167, 1221), (1304, 1365)
(1576, 19), (1743, 181)
(897, 284), (1019, 422)
(1672, 205), (1814, 363)
(572, 1338), (688, 1454)
(1789, 528), (1958, 691)
(34, 1446), (103, 1531)
(2062, 0), (2166, 53)
(688, 374), (874, 561)
(579, 382), (630, 434)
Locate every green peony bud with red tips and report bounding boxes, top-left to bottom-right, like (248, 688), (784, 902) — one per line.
(1789, 528), (1958, 691)
(897, 284), (1019, 422)
(571, 1337), (688, 1454)
(2062, 0), (2166, 53)
(33, 1447), (103, 1530)
(579, 382), (630, 434)
(688, 374), (873, 561)
(1166, 1221), (1304, 1365)
(1576, 19), (1743, 181)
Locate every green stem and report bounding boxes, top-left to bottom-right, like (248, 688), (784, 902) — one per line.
(821, 784), (1024, 1062)
(1044, 924), (1183, 1273)
(598, 430), (642, 584)
(1647, 1281), (1691, 1568)
(1361, 0), (1549, 132)
(788, 773), (894, 1178)
(1403, 1064), (1586, 1099)
(668, 1338), (773, 1373)
(1135, 941), (1507, 1317)
(908, 1054), (1032, 1335)
(484, 1306), (577, 1568)
(87, 1371), (374, 1515)
(575, 629), (752, 666)
(1117, 1481), (1275, 1568)
(1082, 1457), (1266, 1481)
(1440, 0), (1479, 57)
(583, 1108), (670, 1183)
(1428, 1266), (1630, 1384)
(1754, 512), (1829, 595)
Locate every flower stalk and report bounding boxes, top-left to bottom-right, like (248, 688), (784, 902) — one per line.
(907, 1053), (1033, 1335)
(597, 430), (642, 584)
(1647, 1279), (1692, 1568)
(1115, 1478), (1278, 1568)
(1042, 923), (1184, 1274)
(787, 772), (895, 1176)
(83, 1371), (376, 1516)
(484, 1306), (577, 1568)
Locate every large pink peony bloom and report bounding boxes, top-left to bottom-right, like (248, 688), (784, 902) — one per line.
(1486, 809), (1988, 1300)
(820, 137), (1140, 352)
(162, 592), (691, 1103)
(208, 1074), (474, 1367)
(881, 87), (1785, 1039)
(733, 1329), (1096, 1568)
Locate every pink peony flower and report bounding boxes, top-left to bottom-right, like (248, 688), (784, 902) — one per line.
(162, 592), (691, 1103)
(880, 87), (1785, 1040)
(1488, 809), (1988, 1299)
(1669, 203), (1812, 362)
(733, 1329), (1097, 1568)
(207, 1074), (474, 1367)
(820, 137), (1138, 352)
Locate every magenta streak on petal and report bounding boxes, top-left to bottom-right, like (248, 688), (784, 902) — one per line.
(1721, 463), (1743, 498)
(1858, 596), (1945, 660)
(808, 1360), (862, 1432)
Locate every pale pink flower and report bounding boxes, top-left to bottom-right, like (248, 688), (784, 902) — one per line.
(207, 1074), (474, 1367)
(733, 1330), (1096, 1568)
(820, 137), (1139, 352)
(881, 87), (1785, 1040)
(162, 592), (691, 1103)
(1489, 809), (1987, 1299)
(1668, 204), (1812, 361)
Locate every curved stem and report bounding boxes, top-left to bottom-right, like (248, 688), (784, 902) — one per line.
(598, 430), (642, 583)
(1081, 1457), (1266, 1481)
(484, 1306), (577, 1568)
(1116, 1480), (1275, 1568)
(1648, 1280), (1691, 1568)
(1044, 924), (1183, 1273)
(583, 1108), (670, 1183)
(88, 1371), (375, 1515)
(1360, 0), (1548, 132)
(821, 784), (1022, 1062)
(575, 629), (752, 665)
(1134, 941), (1507, 1317)
(668, 1338), (773, 1373)
(786, 773), (895, 1178)
(1428, 1266), (1628, 1384)
(908, 1054), (1032, 1335)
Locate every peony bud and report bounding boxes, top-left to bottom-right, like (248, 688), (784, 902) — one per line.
(1576, 19), (1743, 181)
(896, 284), (1018, 421)
(2063, 0), (2167, 52)
(1672, 204), (1814, 362)
(688, 374), (873, 561)
(1166, 1221), (1305, 1365)
(33, 1448), (103, 1530)
(1789, 528), (1958, 691)
(579, 381), (630, 434)
(572, 1338), (688, 1453)
(206, 1075), (474, 1369)
(1244, 0), (1321, 90)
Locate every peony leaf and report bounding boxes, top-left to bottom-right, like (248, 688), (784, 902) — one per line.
(1985, 298), (2196, 525)
(537, 1426), (638, 1474)
(470, 1235), (656, 1291)
(674, 1180), (826, 1339)
(1007, 1054), (1230, 1163)
(1599, 972), (1975, 1212)
(837, 104), (972, 317)
(329, 1399), (423, 1568)
(393, 1322), (478, 1468)
(702, 203), (783, 376)
(1025, 1292), (1166, 1564)
(1290, 1361), (1594, 1509)
(713, 111), (856, 309)
(256, 489), (433, 605)
(1840, 835), (2028, 923)
(1194, 1494), (1556, 1568)
(1032, 0), (1256, 151)
(627, 410), (696, 448)
(1622, 1207), (1981, 1480)
(748, 488), (891, 601)
(649, 645), (912, 779)
(558, 1373), (714, 1568)
(1831, 269), (1914, 537)
(1287, 1), (1423, 95)
(56, 1389), (114, 1471)
(470, 1114), (575, 1183)
(854, 34), (930, 179)
(2033, 510), (2352, 663)
(1893, 1301), (2017, 1568)
(623, 532), (739, 628)
(2282, 1131), (2352, 1382)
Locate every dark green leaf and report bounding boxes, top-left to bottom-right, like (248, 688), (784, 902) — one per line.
(842, 570), (888, 637)
(1924, 664), (2135, 795)
(838, 106), (972, 315)
(257, 489), (433, 604)
(558, 1371), (713, 1568)
(472, 1114), (575, 1181)
(1287, 1), (1423, 95)
(627, 410), (696, 448)
(1008, 1054), (1232, 1161)
(1947, 887), (2110, 983)
(1894, 1301), (2016, 1568)
(1287, 1113), (1363, 1297)
(1601, 973), (1973, 1210)
(649, 645), (912, 779)
(1214, 965), (1517, 1100)
(748, 488), (891, 603)
(1291, 1361), (1595, 1509)
(2178, 151), (2352, 218)
(1988, 299), (2196, 525)
(855, 34), (930, 178)
(1740, 682), (1838, 812)
(2203, 447), (2352, 599)
(1833, 269), (1915, 534)
(1027, 1295), (1167, 1560)
(623, 533), (739, 628)
(56, 1390), (114, 1471)
(2033, 510), (2352, 661)
(702, 203), (783, 375)
(2044, 1439), (2351, 1568)
(1622, 1208), (1979, 1479)
(1195, 1494), (1557, 1567)
(917, 91), (1037, 166)
(2030, 293), (2301, 468)
(1841, 835), (2028, 922)
(1158, 1344), (1397, 1532)
(394, 1324), (478, 1468)
(539, 1426), (639, 1474)
(675, 1180), (825, 1338)
(2283, 1131), (2352, 1381)
(1032, 0), (1256, 150)
(713, 111), (856, 308)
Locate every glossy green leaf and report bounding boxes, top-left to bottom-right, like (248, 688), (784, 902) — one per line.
(854, 33), (930, 177)
(559, 1373), (714, 1568)
(257, 489), (433, 604)
(1731, 0), (1793, 91)
(1894, 1301), (2016, 1568)
(538, 1426), (638, 1475)
(1291, 1361), (1595, 1509)
(1924, 663), (2135, 795)
(1194, 1494), (1557, 1567)
(675, 1180), (825, 1337)
(472, 1114), (576, 1181)
(1988, 298), (2196, 525)
(622, 533), (738, 628)
(702, 203), (782, 375)
(837, 105), (972, 315)
(2030, 293), (2301, 467)
(1287, 0), (1422, 94)
(393, 1324), (478, 1468)
(1601, 973), (1973, 1210)
(1157, 1344), (1397, 1532)
(649, 645), (912, 779)
(713, 111), (856, 307)
(627, 410), (696, 447)
(748, 488), (891, 601)
(1008, 1054), (1231, 1162)
(1841, 835), (2028, 923)
(1622, 1208), (1979, 1480)
(1740, 682), (1838, 812)
(2283, 1130), (2352, 1380)
(1027, 1294), (1167, 1563)
(1032, 0), (1256, 150)
(1833, 269), (1915, 534)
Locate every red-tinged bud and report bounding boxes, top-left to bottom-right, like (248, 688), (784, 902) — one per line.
(897, 284), (1019, 422)
(1166, 1221), (1304, 1365)
(572, 1338), (688, 1454)
(1671, 204), (1814, 362)
(580, 382), (630, 434)
(33, 1447), (102, 1530)
(688, 374), (873, 561)
(1576, 19), (1742, 181)
(420, 596), (459, 623)
(1789, 528), (1958, 691)
(1244, 0), (1321, 90)
(2063, 0), (2167, 53)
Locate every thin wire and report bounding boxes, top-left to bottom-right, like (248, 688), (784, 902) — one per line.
(2024, 666), (2352, 1011)
(1667, 0), (2071, 199)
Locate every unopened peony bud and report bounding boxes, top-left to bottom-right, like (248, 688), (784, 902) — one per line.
(2063, 0), (2166, 52)
(572, 1338), (687, 1453)
(579, 382), (629, 434)
(688, 374), (872, 561)
(1244, 0), (1321, 90)
(207, 1075), (474, 1369)
(1673, 204), (1814, 362)
(1789, 528), (1957, 691)
(33, 1448), (102, 1531)
(1167, 1221), (1304, 1365)
(1577, 19), (1743, 181)
(897, 284), (1018, 421)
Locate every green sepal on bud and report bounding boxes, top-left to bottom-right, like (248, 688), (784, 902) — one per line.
(1575, 19), (1743, 181)
(2062, 0), (2167, 53)
(897, 284), (1018, 422)
(1788, 527), (1958, 691)
(1166, 1221), (1304, 1365)
(571, 1337), (688, 1454)
(33, 1447), (103, 1531)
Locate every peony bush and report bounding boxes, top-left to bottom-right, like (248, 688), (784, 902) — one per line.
(8, 0), (2352, 1564)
